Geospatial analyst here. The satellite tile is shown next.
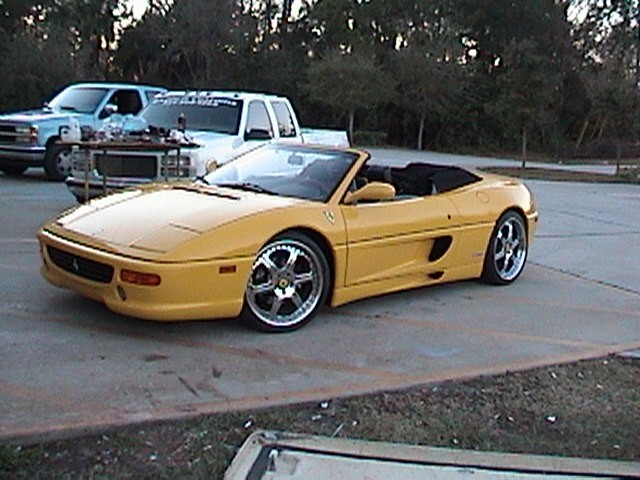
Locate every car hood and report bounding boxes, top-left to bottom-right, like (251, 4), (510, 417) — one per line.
(0, 109), (83, 123)
(52, 185), (300, 256)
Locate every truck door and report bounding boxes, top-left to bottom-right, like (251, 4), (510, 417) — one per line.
(96, 89), (144, 129)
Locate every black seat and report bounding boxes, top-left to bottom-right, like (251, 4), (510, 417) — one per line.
(365, 165), (392, 183)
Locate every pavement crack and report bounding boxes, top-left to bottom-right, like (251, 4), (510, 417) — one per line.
(177, 376), (200, 398)
(530, 261), (640, 296)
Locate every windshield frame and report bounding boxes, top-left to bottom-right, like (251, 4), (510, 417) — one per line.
(202, 144), (360, 203)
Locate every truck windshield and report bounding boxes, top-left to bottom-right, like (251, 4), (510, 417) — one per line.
(48, 87), (109, 114)
(140, 96), (243, 134)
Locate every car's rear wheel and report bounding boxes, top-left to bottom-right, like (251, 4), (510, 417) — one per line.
(242, 232), (329, 332)
(0, 165), (28, 176)
(44, 143), (72, 181)
(482, 211), (528, 285)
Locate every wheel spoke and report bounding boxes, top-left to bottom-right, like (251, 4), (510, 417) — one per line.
(261, 256), (280, 276)
(291, 291), (304, 309)
(250, 281), (274, 296)
(283, 248), (300, 274)
(269, 297), (283, 319)
(503, 251), (513, 267)
(504, 222), (514, 241)
(293, 271), (314, 286)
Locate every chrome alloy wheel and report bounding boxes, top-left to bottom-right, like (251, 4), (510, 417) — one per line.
(490, 212), (527, 282)
(245, 237), (327, 330)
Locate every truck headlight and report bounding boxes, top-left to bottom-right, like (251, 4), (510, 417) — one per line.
(161, 155), (193, 178)
(205, 158), (218, 173)
(15, 125), (38, 144)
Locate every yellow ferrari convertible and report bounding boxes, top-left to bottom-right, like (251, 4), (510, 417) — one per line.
(38, 144), (538, 332)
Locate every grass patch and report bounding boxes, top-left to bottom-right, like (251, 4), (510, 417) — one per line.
(480, 166), (640, 184)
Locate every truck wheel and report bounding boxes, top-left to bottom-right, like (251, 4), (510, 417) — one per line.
(0, 165), (28, 176)
(44, 143), (72, 181)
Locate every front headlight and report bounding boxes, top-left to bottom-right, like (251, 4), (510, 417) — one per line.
(161, 155), (194, 178)
(15, 125), (38, 144)
(205, 158), (218, 173)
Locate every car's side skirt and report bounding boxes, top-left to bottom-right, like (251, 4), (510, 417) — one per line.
(330, 261), (483, 307)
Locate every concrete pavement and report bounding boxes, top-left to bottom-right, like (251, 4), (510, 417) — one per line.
(1, 152), (639, 444)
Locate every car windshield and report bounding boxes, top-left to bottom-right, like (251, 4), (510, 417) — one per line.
(203, 144), (358, 202)
(139, 95), (243, 134)
(48, 87), (109, 114)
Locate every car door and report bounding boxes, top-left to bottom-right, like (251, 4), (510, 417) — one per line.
(340, 195), (460, 286)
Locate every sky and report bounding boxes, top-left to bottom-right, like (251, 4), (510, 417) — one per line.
(130, 0), (149, 19)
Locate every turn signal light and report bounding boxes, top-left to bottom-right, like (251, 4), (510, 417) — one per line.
(120, 269), (161, 286)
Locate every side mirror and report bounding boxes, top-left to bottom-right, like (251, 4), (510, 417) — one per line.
(344, 181), (396, 204)
(244, 128), (272, 141)
(99, 103), (118, 119)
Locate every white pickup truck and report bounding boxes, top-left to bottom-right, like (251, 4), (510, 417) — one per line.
(65, 90), (349, 201)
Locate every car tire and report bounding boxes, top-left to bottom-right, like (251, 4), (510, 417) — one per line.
(241, 232), (330, 332)
(0, 165), (28, 176)
(44, 142), (72, 181)
(481, 210), (528, 285)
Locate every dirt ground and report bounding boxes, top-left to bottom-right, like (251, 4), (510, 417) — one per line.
(1, 355), (639, 479)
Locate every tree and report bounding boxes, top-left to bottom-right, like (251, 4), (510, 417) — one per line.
(448, 0), (574, 156)
(116, 0), (239, 87)
(572, 0), (640, 86)
(304, 50), (395, 142)
(42, 0), (133, 79)
(0, 30), (77, 111)
(485, 39), (563, 165)
(393, 29), (466, 150)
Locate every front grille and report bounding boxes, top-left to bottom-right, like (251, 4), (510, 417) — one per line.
(0, 124), (18, 143)
(95, 153), (158, 178)
(47, 246), (114, 283)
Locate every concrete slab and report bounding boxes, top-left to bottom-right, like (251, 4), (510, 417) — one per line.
(224, 431), (640, 479)
(1, 154), (639, 444)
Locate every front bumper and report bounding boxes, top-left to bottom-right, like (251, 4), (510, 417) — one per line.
(39, 229), (252, 321)
(0, 145), (45, 165)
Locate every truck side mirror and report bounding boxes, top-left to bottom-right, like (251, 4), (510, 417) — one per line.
(244, 129), (272, 141)
(99, 103), (118, 119)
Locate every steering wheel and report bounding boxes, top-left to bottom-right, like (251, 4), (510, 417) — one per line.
(299, 176), (330, 197)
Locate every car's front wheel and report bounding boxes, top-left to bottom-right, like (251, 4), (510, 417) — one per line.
(44, 143), (72, 181)
(241, 232), (329, 332)
(481, 211), (528, 285)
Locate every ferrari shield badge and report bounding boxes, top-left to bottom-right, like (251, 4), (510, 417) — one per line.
(323, 210), (335, 224)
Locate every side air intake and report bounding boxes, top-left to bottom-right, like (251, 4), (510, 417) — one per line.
(428, 236), (452, 262)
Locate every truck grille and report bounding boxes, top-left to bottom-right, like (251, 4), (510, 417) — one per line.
(47, 246), (114, 283)
(95, 153), (158, 178)
(0, 124), (18, 143)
